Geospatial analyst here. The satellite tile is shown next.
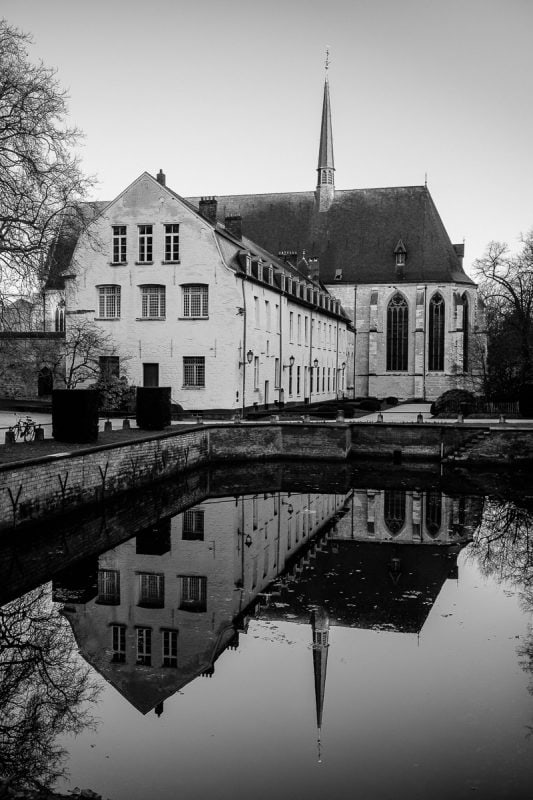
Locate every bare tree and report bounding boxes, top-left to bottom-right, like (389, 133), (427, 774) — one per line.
(0, 19), (94, 302)
(474, 232), (533, 390)
(0, 586), (100, 792)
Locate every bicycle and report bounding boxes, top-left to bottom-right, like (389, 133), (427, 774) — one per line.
(10, 415), (38, 442)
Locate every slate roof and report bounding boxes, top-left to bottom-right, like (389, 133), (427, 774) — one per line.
(44, 201), (108, 290)
(187, 186), (475, 286)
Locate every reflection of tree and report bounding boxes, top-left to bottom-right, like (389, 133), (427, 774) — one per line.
(0, 586), (100, 792)
(469, 499), (533, 702)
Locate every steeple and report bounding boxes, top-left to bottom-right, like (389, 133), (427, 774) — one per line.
(311, 605), (330, 763)
(316, 50), (335, 213)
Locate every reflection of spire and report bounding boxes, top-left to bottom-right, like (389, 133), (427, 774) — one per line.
(311, 605), (329, 763)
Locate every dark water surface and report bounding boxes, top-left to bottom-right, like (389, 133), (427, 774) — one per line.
(2, 463), (533, 800)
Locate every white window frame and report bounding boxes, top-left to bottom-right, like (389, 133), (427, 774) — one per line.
(182, 284), (208, 318)
(112, 225), (127, 263)
(98, 285), (121, 319)
(141, 285), (166, 318)
(183, 356), (205, 388)
(162, 630), (178, 667)
(164, 223), (180, 262)
(138, 224), (153, 263)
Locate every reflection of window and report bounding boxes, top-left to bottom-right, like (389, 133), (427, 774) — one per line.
(98, 285), (121, 319)
(162, 630), (178, 667)
(97, 569), (120, 604)
(384, 491), (406, 535)
(183, 509), (205, 540)
(136, 627), (152, 665)
(141, 285), (165, 318)
(425, 492), (442, 537)
(387, 293), (408, 371)
(179, 576), (207, 612)
(182, 284), (208, 318)
(138, 573), (164, 607)
(111, 624), (126, 662)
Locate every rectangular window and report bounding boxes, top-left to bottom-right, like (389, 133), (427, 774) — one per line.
(288, 364), (293, 396)
(99, 355), (119, 380)
(328, 367), (331, 392)
(289, 311), (294, 342)
(183, 285), (208, 318)
(112, 225), (127, 263)
(275, 304), (280, 332)
(265, 300), (271, 332)
(162, 630), (178, 667)
(141, 285), (165, 318)
(254, 296), (260, 327)
(322, 366), (325, 392)
(138, 573), (164, 608)
(297, 315), (302, 345)
(138, 224), (153, 262)
(111, 624), (126, 662)
(297, 365), (301, 395)
(304, 316), (309, 345)
(183, 356), (205, 387)
(254, 356), (259, 390)
(179, 576), (207, 612)
(253, 495), (258, 529)
(97, 569), (120, 604)
(263, 546), (269, 578)
(98, 285), (121, 318)
(136, 627), (152, 665)
(275, 358), (280, 388)
(164, 223), (179, 262)
(183, 508), (205, 540)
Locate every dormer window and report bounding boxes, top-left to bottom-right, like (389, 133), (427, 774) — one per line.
(394, 239), (407, 269)
(245, 254), (252, 275)
(334, 269), (343, 281)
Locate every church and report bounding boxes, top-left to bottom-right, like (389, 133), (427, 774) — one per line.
(188, 71), (481, 401)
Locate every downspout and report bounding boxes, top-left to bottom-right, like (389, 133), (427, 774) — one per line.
(335, 317), (339, 399)
(279, 287), (283, 407)
(241, 279), (247, 416)
(423, 285), (427, 400)
(309, 307), (314, 402)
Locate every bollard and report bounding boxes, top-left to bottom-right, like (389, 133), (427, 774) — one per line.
(270, 414), (279, 423)
(457, 413), (464, 423)
(34, 425), (44, 441)
(233, 412), (241, 424)
(303, 414), (311, 422)
(499, 414), (505, 424)
(4, 430), (15, 445)
(417, 413), (424, 423)
(104, 419), (112, 432)
(336, 411), (345, 422)
(122, 418), (131, 429)
(377, 412), (384, 423)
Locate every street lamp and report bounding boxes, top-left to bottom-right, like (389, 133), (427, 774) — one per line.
(283, 354), (295, 369)
(240, 349), (254, 367)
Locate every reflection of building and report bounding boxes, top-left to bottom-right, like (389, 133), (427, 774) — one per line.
(59, 490), (347, 714)
(335, 489), (482, 544)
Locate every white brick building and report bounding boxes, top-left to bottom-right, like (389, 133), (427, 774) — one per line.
(61, 172), (352, 413)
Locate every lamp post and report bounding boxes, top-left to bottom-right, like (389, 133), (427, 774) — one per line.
(239, 349), (254, 417)
(341, 361), (346, 398)
(283, 355), (295, 406)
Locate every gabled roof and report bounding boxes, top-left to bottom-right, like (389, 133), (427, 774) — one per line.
(187, 185), (475, 286)
(44, 201), (108, 290)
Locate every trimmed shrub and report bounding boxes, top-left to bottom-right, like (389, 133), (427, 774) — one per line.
(358, 397), (382, 412)
(431, 389), (476, 417)
(519, 384), (533, 418)
(384, 396), (398, 406)
(136, 387), (171, 430)
(52, 389), (99, 443)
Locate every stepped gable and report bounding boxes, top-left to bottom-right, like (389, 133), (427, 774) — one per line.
(187, 185), (474, 286)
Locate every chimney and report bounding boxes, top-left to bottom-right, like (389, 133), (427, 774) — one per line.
(308, 257), (320, 282)
(199, 196), (217, 224)
(156, 169), (166, 186)
(225, 215), (242, 239)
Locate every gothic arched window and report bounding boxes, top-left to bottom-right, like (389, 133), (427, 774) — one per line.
(387, 293), (409, 371)
(55, 303), (65, 332)
(425, 492), (442, 537)
(428, 293), (445, 371)
(384, 491), (406, 536)
(462, 294), (469, 372)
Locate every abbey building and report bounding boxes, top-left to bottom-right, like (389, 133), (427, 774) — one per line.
(188, 74), (481, 401)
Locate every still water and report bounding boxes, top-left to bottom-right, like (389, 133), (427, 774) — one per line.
(2, 462), (533, 800)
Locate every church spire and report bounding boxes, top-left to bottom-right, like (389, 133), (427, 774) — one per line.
(311, 605), (330, 763)
(316, 51), (335, 212)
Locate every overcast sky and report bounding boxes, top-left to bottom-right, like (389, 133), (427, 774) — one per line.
(4, 0), (533, 274)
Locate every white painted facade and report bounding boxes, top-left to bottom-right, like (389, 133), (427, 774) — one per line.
(65, 173), (351, 412)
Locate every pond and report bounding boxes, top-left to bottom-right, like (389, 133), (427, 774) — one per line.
(2, 463), (533, 800)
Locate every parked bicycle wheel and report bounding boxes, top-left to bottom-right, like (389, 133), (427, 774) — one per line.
(23, 424), (35, 442)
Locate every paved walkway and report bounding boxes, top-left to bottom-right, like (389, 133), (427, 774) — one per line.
(357, 403), (533, 426)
